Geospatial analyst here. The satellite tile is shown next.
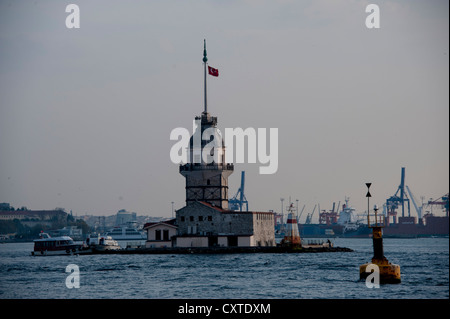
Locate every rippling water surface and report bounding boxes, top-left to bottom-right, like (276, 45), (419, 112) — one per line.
(0, 238), (448, 299)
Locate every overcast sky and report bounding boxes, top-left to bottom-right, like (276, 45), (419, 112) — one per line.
(0, 0), (448, 221)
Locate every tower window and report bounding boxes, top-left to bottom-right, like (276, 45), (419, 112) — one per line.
(190, 216), (194, 222)
(199, 216), (203, 221)
(207, 179), (210, 185)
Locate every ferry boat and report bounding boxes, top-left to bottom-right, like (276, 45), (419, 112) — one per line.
(31, 232), (82, 256)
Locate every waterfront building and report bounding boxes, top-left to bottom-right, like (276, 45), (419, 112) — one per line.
(0, 208), (66, 222)
(115, 209), (137, 226)
(144, 219), (177, 248)
(175, 201), (275, 247)
(0, 208), (67, 230)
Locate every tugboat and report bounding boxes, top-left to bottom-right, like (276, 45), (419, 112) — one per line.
(31, 232), (82, 256)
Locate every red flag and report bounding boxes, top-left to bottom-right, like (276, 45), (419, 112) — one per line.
(208, 66), (219, 77)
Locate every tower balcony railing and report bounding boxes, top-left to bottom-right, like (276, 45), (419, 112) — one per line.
(179, 163), (234, 172)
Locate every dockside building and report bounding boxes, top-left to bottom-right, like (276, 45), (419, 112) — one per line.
(176, 201), (275, 247)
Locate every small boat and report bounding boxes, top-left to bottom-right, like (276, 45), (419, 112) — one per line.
(31, 232), (82, 256)
(96, 236), (121, 251)
(86, 234), (121, 252)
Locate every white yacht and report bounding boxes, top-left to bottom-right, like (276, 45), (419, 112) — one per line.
(105, 224), (146, 240)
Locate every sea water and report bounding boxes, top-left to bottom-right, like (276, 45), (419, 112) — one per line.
(0, 238), (448, 299)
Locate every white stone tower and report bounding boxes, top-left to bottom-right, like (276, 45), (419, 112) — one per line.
(179, 40), (234, 209)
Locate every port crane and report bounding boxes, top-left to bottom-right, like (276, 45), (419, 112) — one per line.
(318, 201), (340, 225)
(385, 167), (447, 224)
(385, 167), (411, 224)
(305, 204), (317, 224)
(425, 193), (449, 217)
(297, 204), (306, 223)
(406, 185), (423, 223)
(229, 171), (248, 212)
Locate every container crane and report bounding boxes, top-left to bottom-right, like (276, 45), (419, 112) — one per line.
(426, 193), (449, 217)
(229, 171), (248, 212)
(385, 167), (411, 224)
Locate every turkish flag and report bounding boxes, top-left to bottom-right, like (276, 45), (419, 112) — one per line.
(208, 66), (219, 77)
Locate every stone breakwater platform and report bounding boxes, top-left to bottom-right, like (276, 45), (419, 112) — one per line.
(81, 246), (353, 255)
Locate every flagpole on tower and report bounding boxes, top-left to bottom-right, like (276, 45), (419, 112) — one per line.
(203, 39), (208, 115)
